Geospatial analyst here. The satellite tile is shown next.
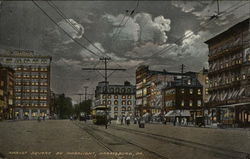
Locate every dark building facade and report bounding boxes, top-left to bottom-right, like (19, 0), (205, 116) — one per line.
(205, 18), (250, 127)
(0, 65), (14, 120)
(0, 50), (52, 120)
(163, 75), (203, 122)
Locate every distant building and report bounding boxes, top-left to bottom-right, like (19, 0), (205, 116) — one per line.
(205, 18), (250, 127)
(0, 50), (52, 120)
(95, 81), (136, 119)
(163, 74), (203, 122)
(0, 65), (14, 120)
(135, 65), (184, 116)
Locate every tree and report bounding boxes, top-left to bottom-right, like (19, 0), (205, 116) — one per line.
(55, 94), (74, 119)
(74, 99), (92, 118)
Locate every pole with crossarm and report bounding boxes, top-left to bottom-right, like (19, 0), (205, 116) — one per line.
(82, 57), (126, 129)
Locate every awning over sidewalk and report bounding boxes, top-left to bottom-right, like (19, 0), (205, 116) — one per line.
(142, 113), (150, 118)
(165, 110), (191, 117)
(153, 112), (161, 117)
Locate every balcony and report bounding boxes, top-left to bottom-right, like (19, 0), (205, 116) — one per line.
(208, 44), (243, 61)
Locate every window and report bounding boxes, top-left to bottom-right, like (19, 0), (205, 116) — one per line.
(205, 77), (209, 84)
(190, 89), (193, 94)
(121, 88), (125, 93)
(110, 88), (114, 93)
(127, 106), (131, 111)
(127, 88), (131, 93)
(102, 100), (106, 104)
(243, 74), (246, 80)
(127, 100), (132, 105)
(122, 95), (126, 99)
(115, 88), (119, 93)
(197, 100), (201, 107)
(188, 79), (191, 85)
(114, 107), (118, 111)
(122, 100), (126, 105)
(108, 100), (111, 105)
(114, 100), (118, 105)
(122, 107), (126, 111)
(205, 88), (208, 95)
(102, 95), (106, 99)
(127, 95), (131, 99)
(108, 95), (111, 99)
(114, 95), (118, 99)
(189, 100), (193, 107)
(181, 100), (184, 107)
(181, 89), (184, 94)
(197, 89), (201, 95)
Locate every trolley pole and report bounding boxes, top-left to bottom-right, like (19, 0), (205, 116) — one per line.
(82, 57), (126, 129)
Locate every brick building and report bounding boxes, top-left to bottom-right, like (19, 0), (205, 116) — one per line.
(0, 50), (52, 120)
(0, 65), (14, 120)
(163, 74), (203, 122)
(205, 18), (250, 127)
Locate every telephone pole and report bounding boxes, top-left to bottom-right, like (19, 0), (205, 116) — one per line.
(84, 86), (88, 101)
(82, 57), (126, 129)
(181, 64), (185, 86)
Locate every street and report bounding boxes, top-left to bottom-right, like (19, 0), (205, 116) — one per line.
(0, 120), (250, 159)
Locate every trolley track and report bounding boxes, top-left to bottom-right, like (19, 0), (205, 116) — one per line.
(73, 121), (170, 159)
(108, 124), (249, 159)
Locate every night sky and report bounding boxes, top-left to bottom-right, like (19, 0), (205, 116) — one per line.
(0, 1), (249, 104)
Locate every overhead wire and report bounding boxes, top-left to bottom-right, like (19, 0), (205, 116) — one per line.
(123, 1), (250, 73)
(32, 0), (101, 58)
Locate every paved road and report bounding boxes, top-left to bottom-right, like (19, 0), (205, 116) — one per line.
(0, 120), (250, 159)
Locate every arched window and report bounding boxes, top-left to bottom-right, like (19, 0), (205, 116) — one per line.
(127, 88), (131, 93)
(121, 88), (125, 93)
(127, 106), (131, 111)
(114, 100), (118, 105)
(122, 107), (126, 111)
(114, 106), (118, 111)
(127, 100), (132, 105)
(115, 88), (119, 93)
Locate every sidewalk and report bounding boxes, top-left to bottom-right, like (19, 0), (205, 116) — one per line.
(110, 121), (250, 154)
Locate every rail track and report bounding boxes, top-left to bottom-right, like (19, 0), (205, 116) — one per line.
(108, 124), (249, 159)
(73, 121), (170, 159)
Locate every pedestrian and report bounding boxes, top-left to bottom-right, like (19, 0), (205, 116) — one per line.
(121, 116), (123, 125)
(126, 116), (130, 126)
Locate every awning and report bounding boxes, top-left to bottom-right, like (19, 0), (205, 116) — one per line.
(165, 111), (176, 117)
(142, 113), (150, 117)
(218, 102), (250, 108)
(153, 112), (161, 117)
(238, 88), (245, 97)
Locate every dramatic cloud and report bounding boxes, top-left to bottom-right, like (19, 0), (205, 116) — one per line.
(57, 19), (84, 44)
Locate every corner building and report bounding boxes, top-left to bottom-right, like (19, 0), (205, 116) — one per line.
(205, 18), (250, 127)
(0, 50), (52, 119)
(95, 81), (136, 119)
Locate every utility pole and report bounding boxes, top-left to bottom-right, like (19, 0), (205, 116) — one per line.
(82, 57), (126, 129)
(84, 86), (88, 101)
(181, 64), (185, 86)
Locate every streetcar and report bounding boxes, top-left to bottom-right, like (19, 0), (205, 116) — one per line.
(92, 106), (110, 125)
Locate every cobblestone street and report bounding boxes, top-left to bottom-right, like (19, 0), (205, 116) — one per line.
(0, 120), (250, 159)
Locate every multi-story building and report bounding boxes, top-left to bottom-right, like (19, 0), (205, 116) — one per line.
(163, 74), (203, 122)
(0, 65), (14, 120)
(196, 68), (210, 122)
(0, 50), (52, 120)
(205, 18), (250, 127)
(135, 65), (183, 116)
(95, 81), (136, 119)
